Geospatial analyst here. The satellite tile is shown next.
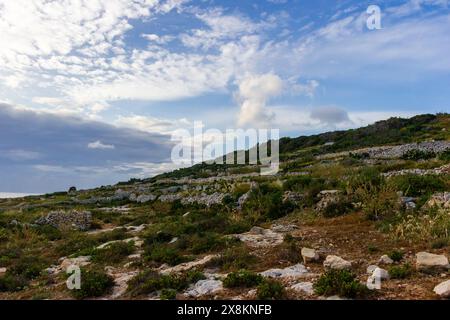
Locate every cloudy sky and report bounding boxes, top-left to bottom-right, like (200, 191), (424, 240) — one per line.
(1, 0), (449, 194)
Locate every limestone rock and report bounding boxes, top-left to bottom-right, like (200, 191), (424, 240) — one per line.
(323, 255), (352, 270)
(378, 255), (394, 265)
(366, 265), (378, 275)
(301, 248), (320, 263)
(416, 252), (449, 273)
(433, 280), (450, 298)
(260, 264), (309, 279)
(290, 282), (314, 295)
(185, 280), (223, 298)
(233, 227), (284, 248)
(35, 210), (92, 231)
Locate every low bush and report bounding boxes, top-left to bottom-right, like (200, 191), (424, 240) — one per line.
(144, 243), (186, 266)
(207, 246), (258, 271)
(389, 174), (446, 197)
(0, 274), (28, 292)
(71, 269), (114, 299)
(401, 149), (436, 161)
(223, 270), (264, 288)
(92, 241), (135, 264)
(256, 280), (286, 300)
(388, 250), (404, 262)
(313, 269), (368, 298)
(389, 264), (413, 279)
(127, 270), (204, 296)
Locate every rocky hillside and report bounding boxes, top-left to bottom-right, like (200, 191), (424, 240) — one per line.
(0, 113), (449, 300)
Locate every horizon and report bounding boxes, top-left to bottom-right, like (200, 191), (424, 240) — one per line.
(1, 0), (450, 193)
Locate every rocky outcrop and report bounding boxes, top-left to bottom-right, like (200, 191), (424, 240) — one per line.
(323, 255), (352, 270)
(283, 191), (304, 205)
(181, 192), (228, 206)
(315, 190), (341, 213)
(185, 279), (223, 298)
(290, 282), (314, 295)
(416, 252), (449, 273)
(434, 280), (450, 298)
(301, 248), (320, 263)
(232, 227), (284, 248)
(35, 210), (92, 231)
(260, 264), (309, 279)
(378, 255), (394, 265)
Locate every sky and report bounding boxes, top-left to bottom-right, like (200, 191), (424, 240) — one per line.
(0, 0), (450, 194)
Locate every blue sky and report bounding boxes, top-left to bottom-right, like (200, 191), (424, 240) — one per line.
(0, 0), (449, 193)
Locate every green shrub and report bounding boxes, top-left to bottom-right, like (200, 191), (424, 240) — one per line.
(389, 264), (413, 279)
(92, 241), (135, 264)
(144, 244), (186, 266)
(313, 269), (368, 298)
(56, 234), (99, 256)
(0, 274), (28, 292)
(322, 198), (354, 218)
(8, 255), (47, 280)
(390, 174), (446, 197)
(34, 225), (62, 241)
(71, 269), (114, 299)
(388, 250), (404, 262)
(223, 270), (264, 288)
(160, 288), (177, 300)
(256, 280), (286, 300)
(439, 149), (450, 161)
(431, 237), (449, 249)
(127, 270), (204, 296)
(207, 246), (258, 271)
(401, 149), (436, 160)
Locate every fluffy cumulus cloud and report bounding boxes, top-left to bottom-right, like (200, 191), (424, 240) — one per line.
(237, 74), (283, 126)
(0, 103), (175, 193)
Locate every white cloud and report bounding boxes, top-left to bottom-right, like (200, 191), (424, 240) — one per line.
(114, 115), (191, 135)
(87, 140), (115, 150)
(236, 73), (283, 127)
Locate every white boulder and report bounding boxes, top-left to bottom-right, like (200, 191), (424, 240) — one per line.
(323, 255), (352, 270)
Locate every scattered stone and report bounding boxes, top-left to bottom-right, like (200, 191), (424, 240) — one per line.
(271, 224), (298, 233)
(159, 255), (218, 274)
(290, 282), (314, 295)
(433, 280), (450, 298)
(0, 267), (7, 275)
(233, 227), (284, 248)
(35, 210), (92, 231)
(260, 264), (309, 279)
(106, 269), (139, 299)
(301, 248), (320, 263)
(366, 265), (378, 275)
(379, 255), (394, 265)
(282, 191), (304, 205)
(371, 267), (390, 280)
(185, 280), (223, 298)
(315, 190), (342, 213)
(59, 256), (91, 271)
(323, 255), (352, 270)
(416, 252), (449, 273)
(135, 194), (156, 203)
(183, 212), (191, 217)
(96, 237), (143, 250)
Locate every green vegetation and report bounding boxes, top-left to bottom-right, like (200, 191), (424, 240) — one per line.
(71, 269), (114, 299)
(313, 270), (369, 298)
(256, 280), (286, 300)
(127, 270), (204, 297)
(389, 264), (414, 279)
(223, 270), (264, 288)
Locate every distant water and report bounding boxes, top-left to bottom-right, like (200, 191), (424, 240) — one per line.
(0, 192), (36, 199)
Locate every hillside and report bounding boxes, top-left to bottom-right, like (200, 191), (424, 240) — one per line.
(0, 113), (449, 300)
